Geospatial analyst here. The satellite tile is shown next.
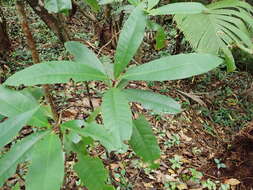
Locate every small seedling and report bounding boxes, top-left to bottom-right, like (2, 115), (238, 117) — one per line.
(169, 155), (183, 170)
(189, 168), (203, 183)
(164, 181), (178, 190)
(202, 179), (217, 190)
(165, 134), (180, 148)
(214, 158), (226, 169)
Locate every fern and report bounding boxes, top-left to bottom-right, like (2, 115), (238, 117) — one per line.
(174, 0), (253, 71)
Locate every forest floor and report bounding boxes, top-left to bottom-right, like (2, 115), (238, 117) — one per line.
(1, 3), (253, 190)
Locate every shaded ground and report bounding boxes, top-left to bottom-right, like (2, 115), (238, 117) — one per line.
(1, 2), (253, 190)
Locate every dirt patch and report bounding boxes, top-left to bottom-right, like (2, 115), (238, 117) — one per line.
(204, 121), (253, 189)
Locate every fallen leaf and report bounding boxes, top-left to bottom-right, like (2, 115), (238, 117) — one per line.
(177, 183), (188, 190)
(177, 90), (207, 107)
(224, 178), (240, 186)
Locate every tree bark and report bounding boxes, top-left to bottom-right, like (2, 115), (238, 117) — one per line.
(24, 0), (70, 43)
(0, 5), (11, 55)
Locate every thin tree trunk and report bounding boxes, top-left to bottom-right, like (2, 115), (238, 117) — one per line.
(24, 0), (70, 43)
(0, 4), (11, 55)
(16, 0), (59, 125)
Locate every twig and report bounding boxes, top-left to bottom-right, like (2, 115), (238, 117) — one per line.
(15, 1), (59, 124)
(85, 82), (94, 112)
(97, 31), (120, 56)
(73, 0), (97, 22)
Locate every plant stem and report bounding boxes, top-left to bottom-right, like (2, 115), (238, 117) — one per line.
(15, 0), (59, 124)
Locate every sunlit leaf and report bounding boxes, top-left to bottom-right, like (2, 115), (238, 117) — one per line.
(4, 61), (108, 86)
(130, 116), (160, 162)
(123, 53), (223, 81)
(26, 133), (64, 190)
(114, 6), (147, 78)
(74, 155), (108, 190)
(0, 131), (49, 186)
(124, 89), (181, 114)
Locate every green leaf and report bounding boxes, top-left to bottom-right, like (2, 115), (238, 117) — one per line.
(21, 87), (44, 100)
(174, 0), (253, 71)
(101, 88), (132, 146)
(103, 185), (116, 190)
(4, 61), (108, 86)
(0, 131), (49, 186)
(0, 86), (49, 127)
(0, 108), (38, 148)
(26, 133), (64, 190)
(74, 155), (108, 190)
(127, 0), (140, 6)
(114, 6), (147, 78)
(83, 0), (100, 12)
(123, 53), (223, 81)
(12, 183), (20, 190)
(65, 41), (106, 73)
(99, 0), (123, 5)
(155, 27), (166, 50)
(149, 2), (207, 15)
(123, 89), (181, 114)
(64, 130), (92, 155)
(61, 120), (120, 151)
(44, 0), (72, 13)
(129, 116), (160, 162)
(147, 0), (160, 10)
(84, 123), (122, 151)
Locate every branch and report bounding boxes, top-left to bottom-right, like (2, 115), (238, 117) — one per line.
(15, 0), (59, 124)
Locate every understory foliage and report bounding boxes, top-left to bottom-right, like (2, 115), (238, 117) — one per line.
(0, 0), (252, 189)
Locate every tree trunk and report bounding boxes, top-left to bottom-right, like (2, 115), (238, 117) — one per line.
(0, 5), (11, 56)
(24, 0), (70, 43)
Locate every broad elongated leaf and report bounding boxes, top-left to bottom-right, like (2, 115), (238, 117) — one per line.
(129, 116), (160, 162)
(21, 87), (44, 100)
(122, 53), (223, 81)
(0, 108), (38, 148)
(83, 0), (100, 12)
(101, 88), (132, 145)
(103, 185), (116, 190)
(61, 120), (120, 151)
(114, 6), (147, 78)
(26, 133), (64, 190)
(4, 61), (108, 86)
(124, 89), (181, 114)
(83, 123), (123, 151)
(0, 86), (49, 127)
(148, 0), (160, 10)
(127, 0), (140, 6)
(44, 0), (72, 13)
(74, 155), (108, 190)
(99, 0), (123, 5)
(149, 2), (207, 15)
(65, 41), (106, 73)
(174, 0), (253, 71)
(0, 131), (49, 186)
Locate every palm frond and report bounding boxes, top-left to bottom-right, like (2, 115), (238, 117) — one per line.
(174, 0), (253, 71)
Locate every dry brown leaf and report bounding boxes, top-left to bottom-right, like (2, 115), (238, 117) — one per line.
(224, 178), (240, 186)
(177, 183), (188, 190)
(177, 90), (207, 107)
